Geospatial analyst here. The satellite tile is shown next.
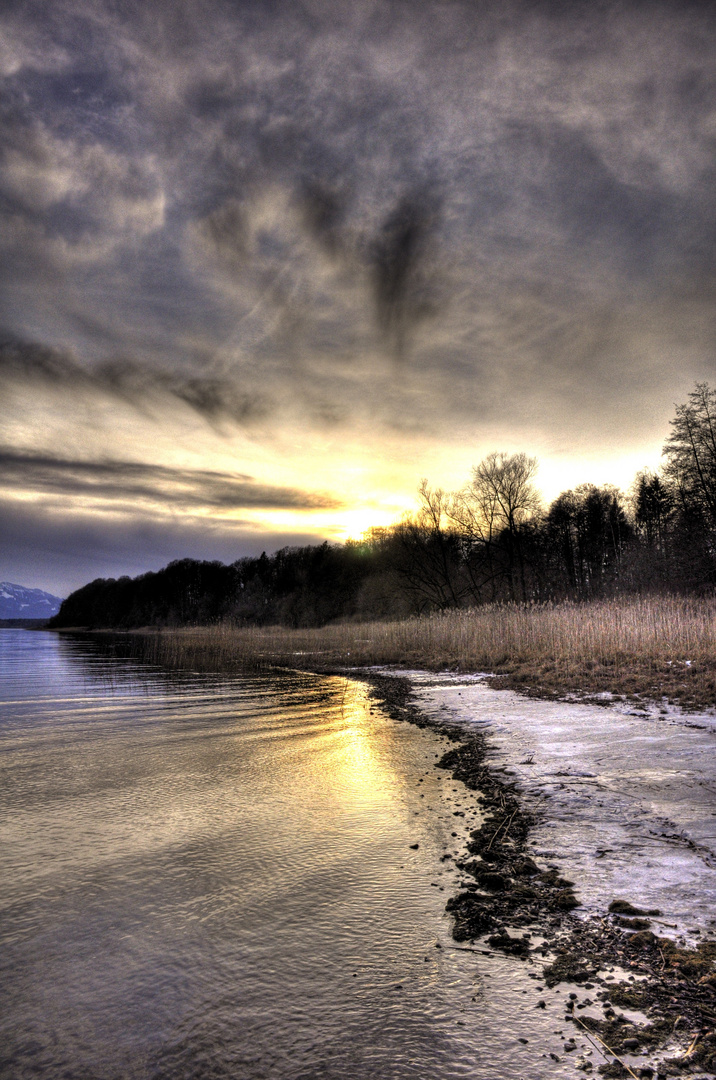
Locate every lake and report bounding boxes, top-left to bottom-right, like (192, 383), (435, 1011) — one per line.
(1, 630), (503, 1080)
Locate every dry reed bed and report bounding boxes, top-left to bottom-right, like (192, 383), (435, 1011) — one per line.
(136, 597), (716, 708)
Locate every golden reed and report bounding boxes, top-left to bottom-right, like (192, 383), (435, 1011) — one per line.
(132, 596), (716, 709)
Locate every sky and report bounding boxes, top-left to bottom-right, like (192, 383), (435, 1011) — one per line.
(2, 0), (716, 597)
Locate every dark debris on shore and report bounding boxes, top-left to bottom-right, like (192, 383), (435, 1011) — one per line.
(362, 671), (716, 1079)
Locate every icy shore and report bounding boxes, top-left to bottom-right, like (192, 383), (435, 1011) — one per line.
(401, 672), (716, 942)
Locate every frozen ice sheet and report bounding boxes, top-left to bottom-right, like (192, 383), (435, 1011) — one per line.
(401, 672), (716, 940)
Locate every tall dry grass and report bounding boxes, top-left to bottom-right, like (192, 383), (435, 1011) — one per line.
(132, 596), (716, 707)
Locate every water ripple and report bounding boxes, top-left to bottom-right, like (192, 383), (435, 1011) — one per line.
(0, 631), (490, 1080)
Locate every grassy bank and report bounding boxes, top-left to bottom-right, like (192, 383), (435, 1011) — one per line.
(131, 596), (716, 710)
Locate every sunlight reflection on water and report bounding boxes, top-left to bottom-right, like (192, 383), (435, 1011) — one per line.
(0, 631), (486, 1080)
(0, 631), (594, 1080)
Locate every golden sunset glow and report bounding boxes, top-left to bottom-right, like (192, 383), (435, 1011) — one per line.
(1, 1), (714, 595)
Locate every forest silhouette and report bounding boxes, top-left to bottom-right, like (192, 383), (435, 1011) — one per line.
(51, 384), (716, 630)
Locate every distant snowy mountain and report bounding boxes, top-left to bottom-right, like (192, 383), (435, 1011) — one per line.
(0, 582), (64, 619)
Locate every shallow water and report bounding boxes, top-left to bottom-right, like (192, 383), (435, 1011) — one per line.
(0, 634), (491, 1079)
(2, 632), (633, 1079)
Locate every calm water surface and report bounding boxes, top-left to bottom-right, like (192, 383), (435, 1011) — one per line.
(0, 631), (493, 1080)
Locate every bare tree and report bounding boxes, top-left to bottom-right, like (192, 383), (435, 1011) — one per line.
(450, 452), (542, 600)
(391, 480), (465, 611)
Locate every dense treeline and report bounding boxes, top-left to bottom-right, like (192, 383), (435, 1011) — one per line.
(51, 542), (377, 629)
(51, 384), (716, 629)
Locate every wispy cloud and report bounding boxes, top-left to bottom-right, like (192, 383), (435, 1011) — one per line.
(0, 337), (270, 425)
(0, 448), (342, 512)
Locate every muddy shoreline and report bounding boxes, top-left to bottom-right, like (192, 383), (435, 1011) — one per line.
(362, 671), (716, 1079)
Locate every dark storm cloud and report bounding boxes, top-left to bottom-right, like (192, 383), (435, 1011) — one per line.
(0, 449), (342, 511)
(370, 189), (440, 358)
(1, 0), (716, 429)
(0, 337), (269, 425)
(0, 498), (330, 597)
(300, 177), (352, 256)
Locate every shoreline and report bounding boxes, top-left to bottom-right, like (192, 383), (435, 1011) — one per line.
(43, 620), (716, 716)
(41, 628), (716, 1074)
(48, 596), (716, 713)
(363, 669), (716, 1078)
